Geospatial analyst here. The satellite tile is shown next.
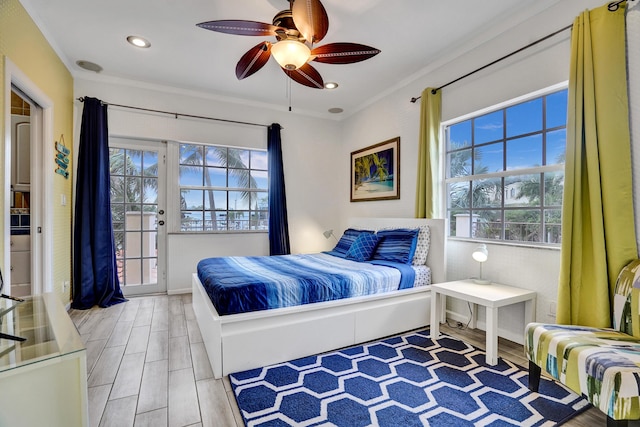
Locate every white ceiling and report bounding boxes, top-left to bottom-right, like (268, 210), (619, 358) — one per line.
(20, 0), (558, 118)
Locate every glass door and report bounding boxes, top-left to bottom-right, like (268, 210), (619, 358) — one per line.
(109, 138), (166, 296)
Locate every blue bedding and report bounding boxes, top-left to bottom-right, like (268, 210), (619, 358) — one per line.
(197, 253), (416, 315)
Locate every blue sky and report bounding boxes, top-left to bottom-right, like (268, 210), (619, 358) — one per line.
(176, 145), (268, 212)
(448, 89), (567, 175)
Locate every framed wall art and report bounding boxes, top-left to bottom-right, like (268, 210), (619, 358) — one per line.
(350, 137), (400, 202)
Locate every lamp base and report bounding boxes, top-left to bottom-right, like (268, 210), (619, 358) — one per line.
(471, 278), (491, 285)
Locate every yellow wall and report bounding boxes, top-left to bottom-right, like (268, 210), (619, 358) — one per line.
(0, 0), (74, 304)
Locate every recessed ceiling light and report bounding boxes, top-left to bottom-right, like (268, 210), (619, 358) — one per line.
(127, 35), (151, 48)
(76, 60), (103, 73)
(324, 82), (339, 89)
(328, 107), (344, 114)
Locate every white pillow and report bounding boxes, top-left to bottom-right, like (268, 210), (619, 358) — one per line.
(376, 224), (430, 265)
(411, 225), (430, 265)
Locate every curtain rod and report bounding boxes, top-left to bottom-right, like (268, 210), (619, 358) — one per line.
(608, 0), (628, 11)
(76, 97), (271, 128)
(409, 23), (572, 103)
(410, 0), (634, 103)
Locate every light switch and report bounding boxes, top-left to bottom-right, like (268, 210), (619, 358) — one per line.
(61, 194), (67, 206)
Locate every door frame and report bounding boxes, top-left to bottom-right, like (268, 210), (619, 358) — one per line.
(109, 136), (167, 296)
(3, 57), (53, 295)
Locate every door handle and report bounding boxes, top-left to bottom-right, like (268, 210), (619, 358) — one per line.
(158, 220), (165, 226)
(158, 210), (165, 215)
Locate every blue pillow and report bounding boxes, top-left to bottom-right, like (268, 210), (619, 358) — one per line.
(345, 233), (380, 262)
(372, 228), (420, 264)
(332, 228), (375, 256)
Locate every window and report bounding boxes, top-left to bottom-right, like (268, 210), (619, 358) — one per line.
(178, 143), (268, 232)
(445, 87), (567, 244)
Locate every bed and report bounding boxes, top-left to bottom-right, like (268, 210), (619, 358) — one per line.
(192, 217), (446, 378)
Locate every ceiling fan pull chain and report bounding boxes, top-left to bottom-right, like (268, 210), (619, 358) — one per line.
(288, 78), (293, 112)
(283, 73), (290, 108)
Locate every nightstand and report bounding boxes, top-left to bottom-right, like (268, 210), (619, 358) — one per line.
(430, 279), (537, 365)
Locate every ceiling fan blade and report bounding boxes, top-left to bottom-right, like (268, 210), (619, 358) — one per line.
(311, 43), (381, 64)
(292, 0), (329, 44)
(197, 20), (283, 37)
(283, 63), (324, 89)
(236, 42), (272, 80)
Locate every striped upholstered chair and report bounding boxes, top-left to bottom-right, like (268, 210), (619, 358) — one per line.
(525, 259), (640, 427)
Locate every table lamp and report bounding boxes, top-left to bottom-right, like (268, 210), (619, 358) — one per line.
(323, 229), (338, 241)
(472, 244), (490, 285)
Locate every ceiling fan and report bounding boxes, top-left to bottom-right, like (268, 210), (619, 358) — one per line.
(196, 0), (381, 89)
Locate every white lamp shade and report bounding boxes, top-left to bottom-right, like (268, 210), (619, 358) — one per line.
(471, 244), (488, 263)
(271, 40), (311, 70)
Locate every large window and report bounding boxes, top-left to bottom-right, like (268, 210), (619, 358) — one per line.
(178, 143), (268, 232)
(445, 87), (567, 244)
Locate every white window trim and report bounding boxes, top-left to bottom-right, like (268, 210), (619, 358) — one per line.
(440, 81), (569, 246)
(168, 140), (269, 234)
(440, 81), (568, 129)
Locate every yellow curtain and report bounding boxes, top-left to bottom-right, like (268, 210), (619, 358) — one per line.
(415, 88), (442, 218)
(557, 4), (637, 327)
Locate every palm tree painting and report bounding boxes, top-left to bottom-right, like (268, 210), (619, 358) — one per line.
(351, 137), (400, 202)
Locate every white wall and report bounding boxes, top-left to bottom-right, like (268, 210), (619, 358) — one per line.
(70, 0), (638, 343)
(74, 78), (342, 293)
(339, 0), (612, 344)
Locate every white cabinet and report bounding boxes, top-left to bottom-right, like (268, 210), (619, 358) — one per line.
(9, 235), (30, 297)
(11, 115), (30, 191)
(0, 294), (88, 427)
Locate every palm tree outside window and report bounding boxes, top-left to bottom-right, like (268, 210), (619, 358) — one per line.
(444, 86), (567, 244)
(178, 143), (268, 232)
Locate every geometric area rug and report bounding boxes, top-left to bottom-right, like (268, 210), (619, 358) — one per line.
(229, 329), (590, 427)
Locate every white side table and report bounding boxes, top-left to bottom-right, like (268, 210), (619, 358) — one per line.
(430, 280), (536, 365)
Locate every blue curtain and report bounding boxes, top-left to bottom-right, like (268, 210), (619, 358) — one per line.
(267, 123), (290, 255)
(72, 97), (127, 309)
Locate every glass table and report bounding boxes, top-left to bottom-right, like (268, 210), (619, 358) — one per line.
(0, 293), (88, 426)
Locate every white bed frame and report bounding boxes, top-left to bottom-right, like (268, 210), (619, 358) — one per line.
(192, 218), (447, 378)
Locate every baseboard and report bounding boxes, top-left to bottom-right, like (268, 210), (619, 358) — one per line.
(167, 288), (191, 295)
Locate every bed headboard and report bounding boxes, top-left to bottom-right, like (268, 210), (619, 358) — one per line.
(347, 217), (447, 284)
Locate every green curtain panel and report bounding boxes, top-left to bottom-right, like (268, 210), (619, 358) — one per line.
(415, 88), (442, 219)
(557, 3), (637, 327)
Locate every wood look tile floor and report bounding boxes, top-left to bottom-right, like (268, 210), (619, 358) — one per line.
(69, 294), (240, 427)
(70, 294), (609, 427)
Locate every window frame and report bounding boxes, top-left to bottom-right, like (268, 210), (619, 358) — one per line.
(168, 140), (269, 234)
(442, 82), (568, 246)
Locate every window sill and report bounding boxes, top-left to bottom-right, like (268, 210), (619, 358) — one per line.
(447, 236), (561, 251)
(168, 230), (268, 236)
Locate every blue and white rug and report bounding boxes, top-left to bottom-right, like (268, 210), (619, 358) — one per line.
(230, 329), (589, 427)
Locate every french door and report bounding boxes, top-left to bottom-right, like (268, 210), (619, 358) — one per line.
(109, 137), (166, 296)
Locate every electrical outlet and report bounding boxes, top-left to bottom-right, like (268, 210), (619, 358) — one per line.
(549, 301), (557, 316)
(63, 280), (70, 293)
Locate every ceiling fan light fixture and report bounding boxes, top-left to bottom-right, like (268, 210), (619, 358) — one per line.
(271, 40), (310, 70)
(197, 0), (379, 89)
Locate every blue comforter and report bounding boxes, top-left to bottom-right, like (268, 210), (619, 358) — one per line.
(197, 253), (415, 315)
